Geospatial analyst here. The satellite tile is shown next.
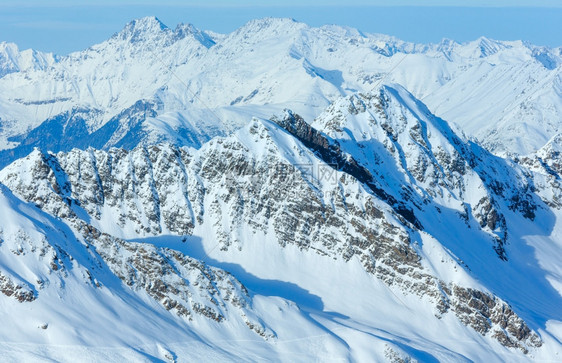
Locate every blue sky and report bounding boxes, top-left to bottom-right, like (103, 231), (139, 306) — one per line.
(1, 1), (561, 54)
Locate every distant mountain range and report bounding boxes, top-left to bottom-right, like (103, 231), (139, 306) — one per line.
(0, 16), (561, 167)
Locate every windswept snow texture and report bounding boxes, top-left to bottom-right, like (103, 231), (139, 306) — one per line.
(0, 16), (562, 362)
(1, 16), (562, 165)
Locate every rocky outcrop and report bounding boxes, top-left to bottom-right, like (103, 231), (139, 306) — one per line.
(76, 220), (274, 338)
(0, 115), (543, 352)
(311, 87), (540, 260)
(0, 183), (274, 339)
(0, 270), (36, 302)
(441, 285), (542, 353)
(272, 110), (422, 229)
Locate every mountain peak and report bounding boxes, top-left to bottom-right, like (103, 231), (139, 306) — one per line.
(247, 17), (299, 27)
(174, 23), (215, 48)
(538, 133), (562, 155)
(114, 16), (169, 43)
(464, 36), (506, 58)
(0, 41), (19, 52)
(128, 16), (167, 31)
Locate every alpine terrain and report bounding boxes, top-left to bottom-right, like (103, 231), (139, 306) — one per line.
(0, 16), (561, 362)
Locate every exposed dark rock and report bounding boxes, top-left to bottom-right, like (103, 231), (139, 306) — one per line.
(0, 270), (36, 302)
(272, 110), (422, 229)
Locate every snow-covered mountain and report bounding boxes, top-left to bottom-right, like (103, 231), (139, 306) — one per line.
(1, 83), (561, 361)
(1, 16), (562, 361)
(0, 42), (57, 78)
(0, 16), (561, 168)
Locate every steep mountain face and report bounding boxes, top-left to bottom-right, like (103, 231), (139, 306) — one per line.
(0, 17), (561, 166)
(307, 85), (540, 259)
(1, 86), (561, 360)
(0, 179), (268, 328)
